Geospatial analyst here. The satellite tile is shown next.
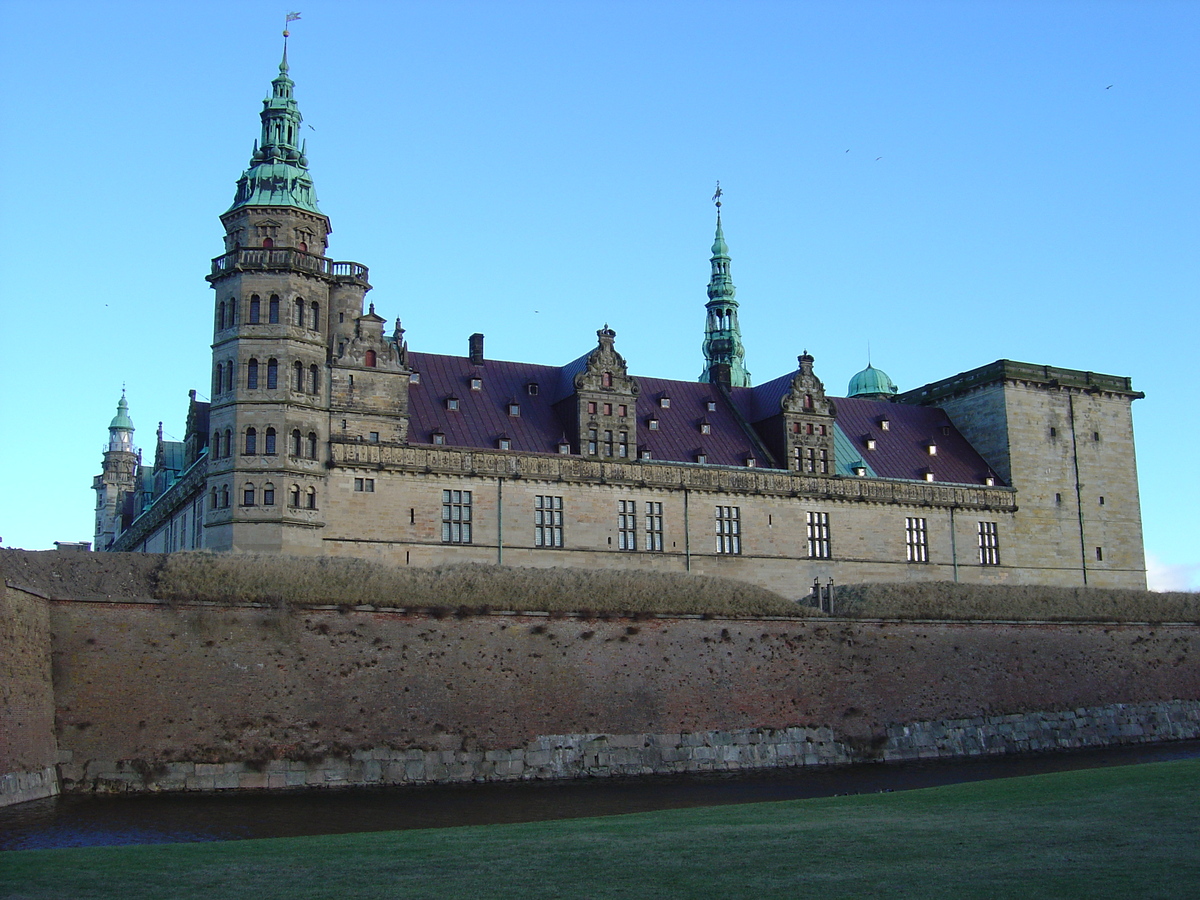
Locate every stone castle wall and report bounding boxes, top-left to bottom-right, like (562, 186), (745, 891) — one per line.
(0, 586), (58, 806)
(45, 597), (1199, 796)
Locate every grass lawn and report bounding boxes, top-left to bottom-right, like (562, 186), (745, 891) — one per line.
(2, 759), (1198, 900)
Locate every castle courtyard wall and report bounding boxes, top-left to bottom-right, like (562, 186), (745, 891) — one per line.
(0, 586), (58, 806)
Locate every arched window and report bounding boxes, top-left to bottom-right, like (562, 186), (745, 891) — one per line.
(307, 432), (318, 460)
(225, 361), (234, 392)
(220, 484), (229, 508)
(210, 487), (219, 510)
(262, 237), (274, 249)
(249, 295), (261, 324)
(290, 484), (301, 508)
(310, 301), (319, 331)
(223, 429), (232, 458)
(305, 487), (317, 509)
(291, 429), (302, 456)
(247, 358), (259, 389)
(212, 431), (221, 458)
(217, 301), (226, 331)
(309, 364), (319, 394)
(365, 349), (377, 368)
(244, 427), (257, 455)
(213, 364), (222, 395)
(293, 361), (304, 391)
(262, 482), (275, 506)
(294, 299), (305, 327)
(230, 298), (237, 324)
(242, 483), (256, 506)
(267, 358), (278, 389)
(298, 241), (308, 253)
(265, 427), (277, 455)
(268, 295), (280, 324)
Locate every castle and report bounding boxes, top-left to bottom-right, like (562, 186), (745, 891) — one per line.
(93, 47), (1147, 593)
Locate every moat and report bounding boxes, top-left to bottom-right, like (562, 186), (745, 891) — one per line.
(3, 740), (1197, 851)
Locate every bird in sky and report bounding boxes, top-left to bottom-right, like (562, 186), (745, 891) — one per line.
(1106, 84), (1113, 89)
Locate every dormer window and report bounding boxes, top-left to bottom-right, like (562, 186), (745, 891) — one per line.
(745, 457), (756, 468)
(557, 439), (571, 454)
(410, 371), (421, 384)
(432, 431), (445, 445)
(648, 418), (659, 431)
(985, 475), (996, 486)
(706, 401), (717, 412)
(880, 418), (890, 431)
(527, 382), (539, 396)
(695, 453), (708, 464)
(924, 471), (935, 482)
(852, 463), (867, 477)
(446, 396), (459, 411)
(470, 377), (482, 391)
(498, 437), (511, 450)
(508, 403), (520, 417)
(659, 396), (671, 408)
(700, 421), (712, 435)
(640, 449), (652, 460)
(866, 438), (877, 450)
(940, 425), (951, 436)
(927, 443), (938, 456)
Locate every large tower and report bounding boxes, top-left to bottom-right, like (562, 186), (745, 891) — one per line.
(93, 393), (140, 551)
(204, 37), (373, 553)
(699, 189), (751, 388)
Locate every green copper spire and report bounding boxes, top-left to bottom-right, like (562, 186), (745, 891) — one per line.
(700, 184), (751, 388)
(227, 35), (321, 214)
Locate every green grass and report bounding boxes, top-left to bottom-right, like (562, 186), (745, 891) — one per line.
(3, 760), (1198, 899)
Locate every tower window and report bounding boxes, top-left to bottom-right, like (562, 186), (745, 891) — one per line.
(262, 237), (274, 249)
(618, 404), (627, 417)
(588, 402), (597, 415)
(619, 431), (628, 457)
(310, 301), (320, 330)
(212, 431), (221, 458)
(262, 483), (275, 506)
(294, 361), (304, 391)
(603, 403), (612, 416)
(294, 299), (304, 327)
(365, 349), (377, 368)
(244, 427), (257, 455)
(249, 296), (260, 324)
(267, 358), (278, 389)
(265, 427), (277, 455)
(247, 359), (259, 389)
(290, 485), (301, 508)
(223, 430), (232, 458)
(217, 302), (226, 331)
(225, 361), (234, 393)
(268, 295), (280, 324)
(604, 430), (614, 456)
(306, 488), (317, 509)
(291, 429), (302, 456)
(242, 483), (256, 506)
(310, 364), (319, 394)
(307, 432), (318, 459)
(1096, 546), (1104, 561)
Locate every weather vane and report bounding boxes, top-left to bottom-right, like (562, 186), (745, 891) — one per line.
(284, 11), (301, 37)
(712, 181), (723, 209)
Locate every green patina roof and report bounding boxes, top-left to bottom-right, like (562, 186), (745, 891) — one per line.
(848, 364), (898, 398)
(109, 393), (134, 432)
(833, 425), (878, 477)
(227, 45), (322, 214)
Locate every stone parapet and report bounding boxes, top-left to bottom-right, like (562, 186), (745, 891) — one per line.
(328, 441), (1015, 511)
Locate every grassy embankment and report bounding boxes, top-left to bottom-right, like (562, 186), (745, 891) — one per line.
(3, 758), (1198, 899)
(154, 552), (1200, 622)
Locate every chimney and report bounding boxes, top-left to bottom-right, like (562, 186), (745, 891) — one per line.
(469, 333), (485, 365)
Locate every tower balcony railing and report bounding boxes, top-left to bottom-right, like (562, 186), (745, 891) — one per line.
(209, 247), (370, 286)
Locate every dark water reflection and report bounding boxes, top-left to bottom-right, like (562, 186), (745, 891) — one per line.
(3, 739), (1198, 851)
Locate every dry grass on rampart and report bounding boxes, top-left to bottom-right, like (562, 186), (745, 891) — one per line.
(831, 581), (1200, 623)
(155, 552), (813, 618)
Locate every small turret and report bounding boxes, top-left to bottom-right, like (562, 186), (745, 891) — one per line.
(699, 184), (751, 388)
(848, 363), (898, 400)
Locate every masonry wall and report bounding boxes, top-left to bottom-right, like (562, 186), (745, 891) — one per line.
(0, 586), (58, 807)
(50, 598), (1199, 794)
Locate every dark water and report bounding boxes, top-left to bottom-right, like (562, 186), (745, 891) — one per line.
(3, 740), (1198, 851)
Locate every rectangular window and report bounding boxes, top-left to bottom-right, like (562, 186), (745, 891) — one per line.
(354, 478), (375, 493)
(819, 449), (829, 474)
(603, 403), (612, 416)
(906, 517), (928, 563)
(644, 501), (664, 551)
(618, 404), (627, 417)
(807, 511), (831, 559)
(978, 521), (999, 565)
(588, 401), (597, 414)
(262, 486), (275, 506)
(441, 490), (472, 543)
(535, 495), (564, 548)
(618, 500), (637, 551)
(715, 505), (741, 555)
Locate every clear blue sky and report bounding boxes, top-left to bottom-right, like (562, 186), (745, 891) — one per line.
(1, 1), (1195, 589)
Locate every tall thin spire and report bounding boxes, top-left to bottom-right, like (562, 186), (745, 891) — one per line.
(700, 183), (751, 388)
(226, 18), (321, 214)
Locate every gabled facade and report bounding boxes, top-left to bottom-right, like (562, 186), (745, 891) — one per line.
(96, 49), (1147, 592)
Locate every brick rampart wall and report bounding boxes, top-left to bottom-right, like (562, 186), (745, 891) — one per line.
(0, 586), (58, 807)
(47, 599), (1199, 794)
